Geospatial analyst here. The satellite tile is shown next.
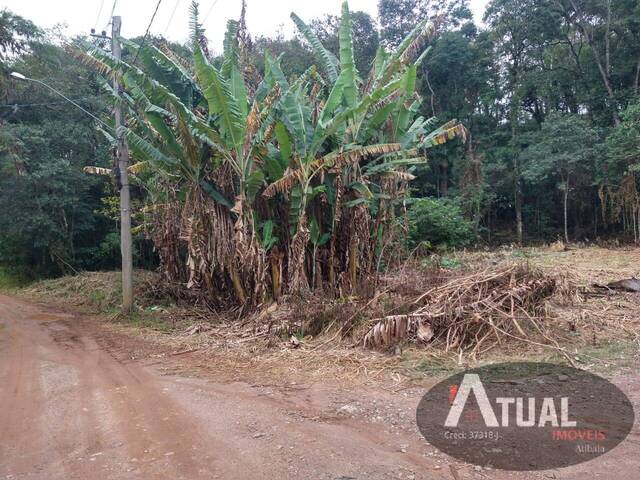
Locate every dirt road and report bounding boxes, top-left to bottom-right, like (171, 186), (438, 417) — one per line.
(0, 294), (638, 479)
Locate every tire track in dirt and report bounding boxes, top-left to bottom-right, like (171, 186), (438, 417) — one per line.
(0, 300), (54, 477)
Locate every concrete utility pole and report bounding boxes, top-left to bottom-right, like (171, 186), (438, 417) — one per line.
(111, 16), (134, 313)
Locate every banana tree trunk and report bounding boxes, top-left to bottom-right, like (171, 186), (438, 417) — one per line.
(348, 240), (358, 289)
(328, 175), (343, 292)
(269, 247), (282, 300)
(288, 208), (310, 293)
(229, 264), (247, 303)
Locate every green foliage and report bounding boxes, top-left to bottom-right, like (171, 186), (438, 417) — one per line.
(521, 113), (597, 185)
(0, 120), (114, 277)
(3, 0), (640, 290)
(378, 0), (472, 49)
(0, 17), (127, 278)
(408, 197), (474, 248)
(600, 99), (640, 183)
(0, 266), (28, 289)
(253, 35), (315, 80)
(291, 12), (338, 82)
(309, 11), (379, 77)
(437, 256), (463, 269)
(0, 9), (40, 61)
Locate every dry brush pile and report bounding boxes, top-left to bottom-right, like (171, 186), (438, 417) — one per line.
(362, 264), (560, 356)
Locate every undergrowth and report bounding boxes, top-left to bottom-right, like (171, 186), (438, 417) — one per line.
(0, 267), (28, 291)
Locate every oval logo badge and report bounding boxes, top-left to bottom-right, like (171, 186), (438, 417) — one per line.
(416, 362), (635, 470)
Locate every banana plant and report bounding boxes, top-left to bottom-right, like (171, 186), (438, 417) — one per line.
(77, 0), (466, 306)
(263, 1), (466, 289)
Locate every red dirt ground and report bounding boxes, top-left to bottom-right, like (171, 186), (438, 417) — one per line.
(1, 294), (638, 479)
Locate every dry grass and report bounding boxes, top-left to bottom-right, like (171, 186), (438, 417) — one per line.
(526, 246), (640, 347)
(19, 246), (640, 386)
(421, 246), (640, 372)
(22, 270), (171, 313)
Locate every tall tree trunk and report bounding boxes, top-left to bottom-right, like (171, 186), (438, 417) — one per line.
(515, 179), (523, 245)
(591, 48), (620, 126)
(512, 127), (523, 245)
(439, 159), (448, 197)
(567, 0), (620, 125)
(563, 174), (570, 244)
(509, 61), (523, 245)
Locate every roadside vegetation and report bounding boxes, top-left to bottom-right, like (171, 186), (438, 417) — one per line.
(76, 2), (465, 307)
(3, 0), (640, 281)
(0, 267), (22, 290)
(1, 1), (639, 376)
(13, 246), (638, 384)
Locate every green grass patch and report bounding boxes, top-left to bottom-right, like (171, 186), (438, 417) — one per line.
(121, 310), (174, 333)
(420, 255), (464, 270)
(510, 248), (539, 259)
(438, 256), (463, 269)
(0, 267), (29, 291)
(24, 271), (123, 312)
(19, 270), (177, 334)
(576, 340), (639, 373)
(542, 340), (639, 374)
(402, 353), (461, 378)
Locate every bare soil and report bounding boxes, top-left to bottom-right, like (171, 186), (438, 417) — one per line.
(1, 289), (639, 479)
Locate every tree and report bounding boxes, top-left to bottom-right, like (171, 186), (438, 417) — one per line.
(0, 15), (119, 277)
(484, 0), (562, 243)
(419, 28), (483, 198)
(0, 128), (101, 275)
(602, 100), (640, 174)
(521, 113), (597, 242)
(378, 0), (472, 49)
(0, 9), (40, 61)
(552, 0), (640, 126)
(598, 99), (640, 241)
(253, 34), (315, 79)
(0, 10), (40, 97)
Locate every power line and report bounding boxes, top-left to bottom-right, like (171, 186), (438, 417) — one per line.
(202, 0), (220, 23)
(94, 0), (106, 31)
(104, 0), (118, 29)
(164, 0), (181, 36)
(131, 0), (164, 66)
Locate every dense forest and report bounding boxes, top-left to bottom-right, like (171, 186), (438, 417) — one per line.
(1, 0), (639, 283)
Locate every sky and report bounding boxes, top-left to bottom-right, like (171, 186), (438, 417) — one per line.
(2, 0), (490, 51)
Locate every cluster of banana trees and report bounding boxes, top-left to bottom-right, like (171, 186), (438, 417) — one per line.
(81, 1), (465, 307)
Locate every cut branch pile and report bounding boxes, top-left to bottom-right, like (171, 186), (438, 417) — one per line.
(362, 264), (557, 355)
